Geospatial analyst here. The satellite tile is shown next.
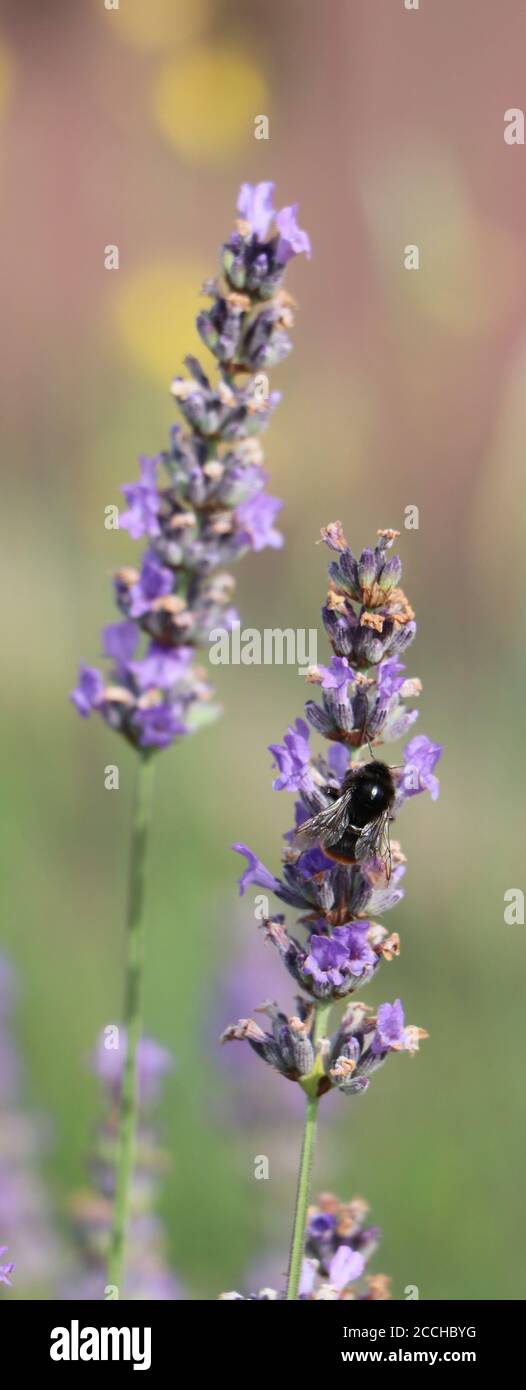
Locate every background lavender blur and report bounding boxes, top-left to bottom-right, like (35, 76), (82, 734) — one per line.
(0, 959), (63, 1297)
(1, 0), (525, 1299)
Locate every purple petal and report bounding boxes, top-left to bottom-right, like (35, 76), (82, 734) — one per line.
(130, 644), (193, 691)
(70, 665), (104, 717)
(235, 492), (283, 552)
(329, 1245), (365, 1289)
(299, 1258), (318, 1297)
(232, 844), (279, 897)
(237, 181), (276, 240)
(275, 204), (312, 263)
(102, 621), (138, 672)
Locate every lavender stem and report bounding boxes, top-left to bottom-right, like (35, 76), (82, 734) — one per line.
(107, 751), (156, 1294)
(286, 1000), (332, 1301)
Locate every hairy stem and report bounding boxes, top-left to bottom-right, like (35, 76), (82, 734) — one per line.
(286, 1000), (332, 1301)
(107, 752), (156, 1295)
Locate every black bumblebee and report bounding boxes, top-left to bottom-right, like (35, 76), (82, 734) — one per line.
(293, 761), (396, 878)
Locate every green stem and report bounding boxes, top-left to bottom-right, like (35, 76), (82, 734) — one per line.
(286, 1000), (332, 1301)
(107, 752), (156, 1296)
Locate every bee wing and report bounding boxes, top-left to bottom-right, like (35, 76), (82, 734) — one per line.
(354, 810), (392, 875)
(293, 795), (352, 851)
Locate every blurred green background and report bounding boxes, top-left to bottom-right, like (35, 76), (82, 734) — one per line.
(1, 0), (526, 1299)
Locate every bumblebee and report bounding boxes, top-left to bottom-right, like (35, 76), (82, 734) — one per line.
(293, 761), (395, 878)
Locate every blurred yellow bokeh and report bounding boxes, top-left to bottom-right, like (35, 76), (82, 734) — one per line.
(110, 258), (208, 382)
(102, 0), (211, 52)
(0, 38), (14, 123)
(152, 44), (267, 162)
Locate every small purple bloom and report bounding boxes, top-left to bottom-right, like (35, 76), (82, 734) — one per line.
(102, 621), (138, 674)
(328, 743), (350, 781)
(303, 934), (350, 987)
(134, 703), (186, 748)
(333, 924), (377, 975)
(130, 643), (193, 691)
(308, 1212), (335, 1238)
(400, 734), (442, 801)
(235, 491), (283, 552)
(237, 181), (276, 240)
(275, 205), (312, 263)
(371, 999), (405, 1055)
(303, 925), (376, 990)
(313, 656), (354, 690)
(232, 844), (280, 897)
(296, 846), (335, 877)
(329, 1244), (365, 1289)
(119, 455), (161, 540)
(70, 665), (104, 717)
(129, 554), (174, 618)
(269, 718), (314, 794)
(377, 657), (405, 700)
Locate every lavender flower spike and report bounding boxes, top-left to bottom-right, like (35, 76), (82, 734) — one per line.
(69, 181), (310, 1300)
(71, 182), (310, 752)
(224, 524), (440, 1301)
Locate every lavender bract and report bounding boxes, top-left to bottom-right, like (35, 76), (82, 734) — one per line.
(70, 181), (310, 752)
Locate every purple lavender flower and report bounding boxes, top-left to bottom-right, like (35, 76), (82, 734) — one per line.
(71, 182), (311, 752)
(398, 734), (442, 803)
(328, 1244), (365, 1289)
(259, 916), (394, 1002)
(70, 665), (104, 718)
(304, 926), (378, 988)
(223, 992), (426, 1097)
(311, 656), (355, 690)
(220, 1191), (391, 1301)
(371, 998), (406, 1054)
(234, 491), (283, 552)
(233, 844), (280, 896)
(129, 642), (193, 691)
(269, 718), (314, 793)
(237, 181), (276, 240)
(222, 182), (311, 301)
(119, 455), (161, 540)
(102, 620), (138, 673)
(275, 205), (312, 264)
(304, 933), (353, 987)
(370, 998), (426, 1058)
